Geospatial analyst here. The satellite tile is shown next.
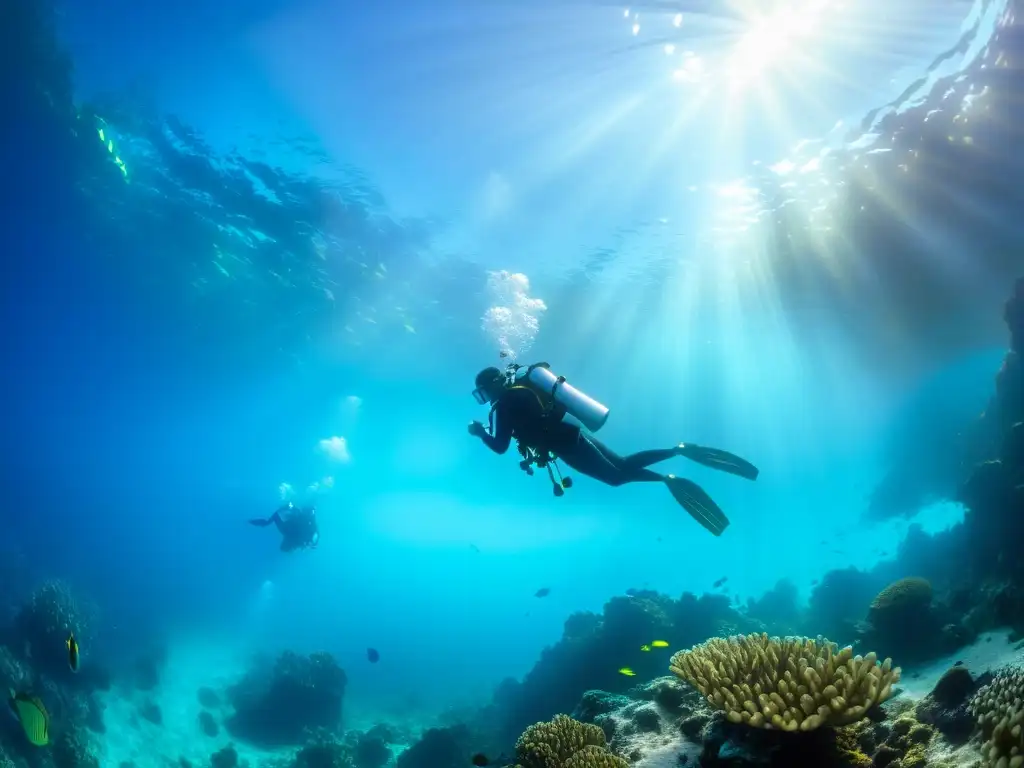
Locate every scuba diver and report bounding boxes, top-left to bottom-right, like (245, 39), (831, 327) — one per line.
(248, 502), (320, 552)
(468, 363), (759, 536)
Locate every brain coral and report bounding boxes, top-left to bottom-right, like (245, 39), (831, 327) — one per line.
(869, 577), (933, 619)
(669, 633), (900, 732)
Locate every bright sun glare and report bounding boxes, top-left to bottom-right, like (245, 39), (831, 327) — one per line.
(728, 2), (831, 85)
(626, 0), (839, 91)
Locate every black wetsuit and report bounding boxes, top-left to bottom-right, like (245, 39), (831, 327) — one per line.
(481, 387), (677, 486)
(249, 505), (320, 551)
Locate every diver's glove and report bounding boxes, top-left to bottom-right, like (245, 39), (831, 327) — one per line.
(468, 420), (487, 438)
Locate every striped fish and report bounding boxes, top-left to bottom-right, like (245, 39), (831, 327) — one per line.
(7, 689), (49, 746)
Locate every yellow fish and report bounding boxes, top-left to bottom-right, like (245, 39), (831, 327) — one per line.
(640, 644), (651, 652)
(67, 631), (80, 672)
(651, 640), (670, 648)
(618, 667), (636, 677)
(7, 689), (49, 746)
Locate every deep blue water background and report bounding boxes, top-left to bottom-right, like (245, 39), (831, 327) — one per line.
(0, 0), (1015, 728)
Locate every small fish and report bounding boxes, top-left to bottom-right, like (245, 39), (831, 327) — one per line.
(534, 587), (550, 598)
(366, 648), (380, 663)
(640, 644), (651, 652)
(499, 351), (509, 358)
(618, 667), (636, 676)
(651, 640), (669, 648)
(66, 632), (79, 673)
(713, 577), (728, 588)
(8, 689), (49, 746)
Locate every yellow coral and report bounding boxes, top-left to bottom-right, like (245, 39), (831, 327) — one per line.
(968, 667), (1024, 768)
(562, 745), (629, 768)
(514, 715), (627, 768)
(669, 633), (900, 732)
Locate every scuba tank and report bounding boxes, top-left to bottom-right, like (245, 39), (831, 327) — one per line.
(506, 362), (610, 433)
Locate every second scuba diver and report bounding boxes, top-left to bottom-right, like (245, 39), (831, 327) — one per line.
(249, 502), (320, 552)
(468, 363), (759, 536)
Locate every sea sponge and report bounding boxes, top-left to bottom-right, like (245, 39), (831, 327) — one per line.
(514, 714), (627, 768)
(968, 666), (1024, 767)
(669, 633), (900, 732)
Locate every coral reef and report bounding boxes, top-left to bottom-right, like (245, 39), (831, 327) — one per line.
(52, 724), (101, 768)
(350, 730), (391, 768)
(969, 665), (1024, 767)
(512, 714), (627, 768)
(492, 590), (764, 743)
(13, 580), (92, 680)
(566, 672), (965, 768)
(292, 730), (353, 768)
(859, 578), (949, 664)
(670, 634), (900, 731)
(226, 651), (347, 747)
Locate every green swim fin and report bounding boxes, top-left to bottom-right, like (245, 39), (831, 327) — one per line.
(665, 475), (730, 536)
(677, 443), (759, 481)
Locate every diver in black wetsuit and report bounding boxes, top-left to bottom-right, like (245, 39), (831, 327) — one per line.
(467, 365), (759, 536)
(249, 503), (320, 552)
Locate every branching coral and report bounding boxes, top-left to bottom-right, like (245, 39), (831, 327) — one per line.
(969, 666), (1024, 767)
(514, 714), (627, 768)
(669, 633), (900, 731)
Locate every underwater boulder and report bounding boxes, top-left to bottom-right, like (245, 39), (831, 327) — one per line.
(133, 646), (167, 691)
(394, 724), (471, 768)
(352, 730), (391, 768)
(198, 710), (218, 738)
(197, 686), (221, 709)
(138, 699), (162, 725)
(915, 663), (987, 745)
(226, 650), (346, 747)
(210, 744), (239, 768)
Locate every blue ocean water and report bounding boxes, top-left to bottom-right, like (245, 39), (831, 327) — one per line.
(2, 0), (1023, 765)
